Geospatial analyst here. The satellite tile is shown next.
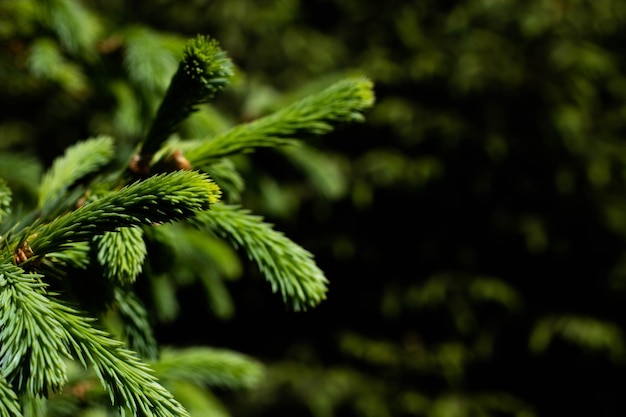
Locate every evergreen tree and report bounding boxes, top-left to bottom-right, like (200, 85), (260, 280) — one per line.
(0, 28), (374, 417)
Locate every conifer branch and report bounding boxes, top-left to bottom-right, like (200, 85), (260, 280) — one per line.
(0, 262), (189, 416)
(140, 35), (233, 157)
(185, 77), (375, 166)
(38, 136), (115, 208)
(0, 371), (24, 417)
(27, 171), (221, 260)
(54, 301), (188, 417)
(114, 288), (158, 361)
(96, 226), (147, 285)
(192, 204), (328, 311)
(0, 263), (72, 396)
(153, 347), (264, 390)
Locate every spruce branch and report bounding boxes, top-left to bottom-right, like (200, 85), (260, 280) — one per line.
(140, 35), (234, 157)
(0, 263), (72, 396)
(96, 226), (147, 285)
(54, 302), (188, 417)
(153, 347), (264, 390)
(185, 77), (375, 166)
(114, 288), (158, 361)
(27, 171), (221, 260)
(0, 373), (23, 417)
(192, 204), (328, 311)
(38, 135), (115, 209)
(0, 262), (189, 416)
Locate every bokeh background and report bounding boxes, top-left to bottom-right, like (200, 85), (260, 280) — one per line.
(3, 1), (626, 416)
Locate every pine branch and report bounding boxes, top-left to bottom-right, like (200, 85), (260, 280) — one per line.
(153, 347), (263, 390)
(192, 204), (328, 311)
(140, 35), (233, 156)
(27, 171), (221, 260)
(38, 136), (115, 209)
(185, 77), (375, 166)
(0, 374), (23, 417)
(96, 226), (147, 285)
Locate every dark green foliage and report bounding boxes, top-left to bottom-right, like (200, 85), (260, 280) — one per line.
(0, 6), (374, 415)
(174, 2), (626, 417)
(9, 1), (626, 417)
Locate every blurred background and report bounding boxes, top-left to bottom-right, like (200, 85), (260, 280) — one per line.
(3, 0), (626, 416)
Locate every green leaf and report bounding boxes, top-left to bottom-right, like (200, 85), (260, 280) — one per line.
(38, 136), (115, 209)
(185, 77), (375, 165)
(193, 204), (328, 311)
